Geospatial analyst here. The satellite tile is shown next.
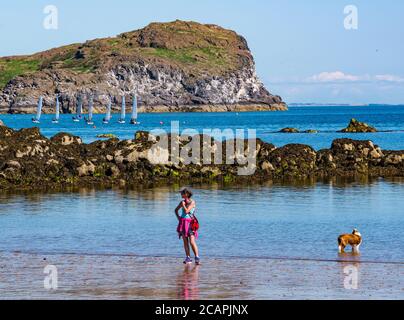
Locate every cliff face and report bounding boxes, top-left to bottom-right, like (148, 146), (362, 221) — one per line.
(0, 20), (287, 114)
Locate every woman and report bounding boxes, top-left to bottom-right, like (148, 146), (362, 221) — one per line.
(175, 188), (200, 265)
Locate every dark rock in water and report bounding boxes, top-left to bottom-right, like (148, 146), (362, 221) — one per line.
(268, 144), (317, 178)
(279, 127), (300, 133)
(383, 150), (404, 166)
(339, 119), (377, 133)
(279, 128), (317, 134)
(51, 132), (82, 145)
(317, 139), (385, 176)
(0, 125), (14, 138)
(0, 125), (402, 191)
(134, 131), (155, 143)
(97, 133), (117, 139)
(14, 127), (44, 141)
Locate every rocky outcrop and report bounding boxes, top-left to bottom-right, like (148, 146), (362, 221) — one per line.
(0, 20), (287, 114)
(339, 119), (377, 133)
(316, 139), (385, 176)
(279, 128), (300, 133)
(0, 125), (403, 190)
(97, 133), (117, 139)
(279, 128), (318, 134)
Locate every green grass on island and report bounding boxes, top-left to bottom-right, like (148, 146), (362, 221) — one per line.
(0, 58), (40, 89)
(0, 21), (249, 87)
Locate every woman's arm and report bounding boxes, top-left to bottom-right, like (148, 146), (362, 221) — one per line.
(182, 200), (195, 214)
(175, 202), (182, 221)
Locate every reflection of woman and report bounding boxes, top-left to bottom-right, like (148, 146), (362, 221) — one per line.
(175, 188), (200, 265)
(177, 264), (200, 300)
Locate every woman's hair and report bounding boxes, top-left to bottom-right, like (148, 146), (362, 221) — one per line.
(180, 188), (193, 198)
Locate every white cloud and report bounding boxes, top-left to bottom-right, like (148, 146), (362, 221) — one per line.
(308, 71), (360, 82)
(307, 71), (404, 84)
(374, 74), (404, 83)
(268, 81), (404, 104)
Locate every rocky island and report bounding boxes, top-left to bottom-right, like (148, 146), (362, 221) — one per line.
(339, 118), (378, 133)
(0, 124), (403, 191)
(0, 20), (287, 114)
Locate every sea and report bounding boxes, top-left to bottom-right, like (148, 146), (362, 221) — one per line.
(0, 105), (403, 264)
(1, 105), (404, 150)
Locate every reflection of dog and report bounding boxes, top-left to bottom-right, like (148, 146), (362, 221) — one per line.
(338, 229), (362, 253)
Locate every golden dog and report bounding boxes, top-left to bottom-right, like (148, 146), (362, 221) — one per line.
(338, 229), (362, 253)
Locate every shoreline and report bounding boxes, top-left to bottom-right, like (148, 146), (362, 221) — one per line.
(1, 175), (404, 195)
(1, 251), (402, 300)
(2, 249), (403, 265)
(0, 103), (288, 115)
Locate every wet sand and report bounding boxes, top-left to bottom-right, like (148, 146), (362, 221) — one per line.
(0, 251), (402, 300)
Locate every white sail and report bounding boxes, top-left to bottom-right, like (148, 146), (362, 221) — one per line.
(131, 94), (138, 123)
(77, 95), (83, 117)
(33, 96), (43, 122)
(104, 100), (112, 122)
(119, 96), (126, 123)
(87, 96), (94, 123)
(73, 95), (82, 121)
(54, 96), (60, 121)
(72, 95), (82, 122)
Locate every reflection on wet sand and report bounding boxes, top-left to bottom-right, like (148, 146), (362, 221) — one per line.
(338, 252), (361, 261)
(0, 252), (402, 300)
(176, 265), (200, 300)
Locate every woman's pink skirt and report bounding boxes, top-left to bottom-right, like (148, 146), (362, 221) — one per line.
(177, 218), (198, 239)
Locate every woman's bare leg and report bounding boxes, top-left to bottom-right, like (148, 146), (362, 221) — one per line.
(183, 237), (191, 257)
(189, 236), (199, 257)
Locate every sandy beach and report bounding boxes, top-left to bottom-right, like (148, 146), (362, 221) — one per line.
(0, 251), (402, 300)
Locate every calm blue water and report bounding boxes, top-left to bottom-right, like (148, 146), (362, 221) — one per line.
(0, 106), (403, 263)
(1, 105), (404, 150)
(0, 180), (403, 262)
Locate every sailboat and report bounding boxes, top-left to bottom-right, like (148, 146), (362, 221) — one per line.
(118, 95), (126, 124)
(32, 96), (43, 124)
(86, 95), (94, 125)
(73, 95), (83, 122)
(130, 94), (140, 125)
(103, 100), (112, 124)
(52, 95), (60, 123)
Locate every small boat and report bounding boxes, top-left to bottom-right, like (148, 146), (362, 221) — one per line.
(118, 95), (126, 124)
(130, 94), (140, 125)
(103, 100), (112, 124)
(52, 95), (60, 124)
(73, 95), (83, 122)
(32, 96), (43, 124)
(85, 96), (94, 125)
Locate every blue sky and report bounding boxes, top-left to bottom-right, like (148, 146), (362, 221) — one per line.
(1, 0), (403, 104)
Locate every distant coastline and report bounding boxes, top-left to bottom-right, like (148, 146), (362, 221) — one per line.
(289, 103), (404, 107)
